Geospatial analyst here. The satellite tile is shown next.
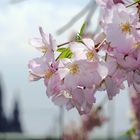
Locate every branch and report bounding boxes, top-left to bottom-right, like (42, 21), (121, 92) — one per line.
(85, 1), (97, 30)
(56, 0), (93, 35)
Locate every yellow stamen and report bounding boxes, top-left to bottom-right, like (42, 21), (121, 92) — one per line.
(45, 69), (54, 79)
(86, 50), (94, 60)
(120, 22), (131, 34)
(40, 47), (48, 53)
(134, 43), (140, 48)
(69, 63), (80, 75)
(63, 91), (72, 99)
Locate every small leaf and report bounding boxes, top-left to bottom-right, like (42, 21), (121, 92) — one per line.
(57, 47), (66, 52)
(75, 33), (85, 45)
(126, 127), (136, 137)
(79, 22), (86, 37)
(75, 33), (81, 42)
(75, 22), (86, 44)
(56, 48), (72, 60)
(133, 0), (140, 2)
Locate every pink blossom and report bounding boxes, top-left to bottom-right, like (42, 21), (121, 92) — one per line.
(27, 0), (140, 115)
(114, 52), (138, 70)
(95, 0), (124, 9)
(29, 27), (57, 61)
(28, 56), (61, 97)
(104, 4), (138, 54)
(52, 86), (96, 114)
(59, 58), (108, 90)
(28, 57), (49, 79)
(105, 76), (120, 100)
(82, 106), (107, 132)
(70, 38), (99, 61)
(71, 87), (96, 114)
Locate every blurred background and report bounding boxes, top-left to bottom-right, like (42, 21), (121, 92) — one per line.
(0, 0), (133, 139)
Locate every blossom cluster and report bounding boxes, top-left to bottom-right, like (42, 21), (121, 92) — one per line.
(63, 106), (107, 140)
(28, 0), (140, 114)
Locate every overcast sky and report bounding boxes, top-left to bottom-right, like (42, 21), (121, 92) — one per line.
(0, 0), (131, 138)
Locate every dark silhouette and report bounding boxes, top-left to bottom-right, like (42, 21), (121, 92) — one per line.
(0, 77), (7, 132)
(0, 76), (22, 133)
(9, 98), (22, 132)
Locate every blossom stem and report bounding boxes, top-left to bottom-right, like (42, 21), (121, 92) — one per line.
(95, 38), (106, 50)
(126, 1), (140, 8)
(57, 41), (71, 48)
(105, 53), (108, 61)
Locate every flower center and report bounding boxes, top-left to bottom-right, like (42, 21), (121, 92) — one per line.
(63, 91), (72, 99)
(69, 63), (80, 75)
(86, 50), (94, 60)
(40, 47), (48, 53)
(45, 69), (54, 79)
(134, 43), (140, 48)
(120, 22), (131, 34)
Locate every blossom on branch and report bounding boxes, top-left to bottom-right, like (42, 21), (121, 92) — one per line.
(28, 0), (140, 114)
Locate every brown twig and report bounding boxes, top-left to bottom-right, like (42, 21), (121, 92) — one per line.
(95, 38), (106, 50)
(57, 41), (71, 48)
(126, 1), (140, 8)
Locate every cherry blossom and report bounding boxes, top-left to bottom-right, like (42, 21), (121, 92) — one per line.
(28, 0), (140, 114)
(29, 27), (57, 61)
(95, 0), (124, 9)
(105, 4), (138, 54)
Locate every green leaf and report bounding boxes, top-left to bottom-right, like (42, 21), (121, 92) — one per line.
(79, 22), (86, 37)
(75, 33), (81, 42)
(75, 33), (86, 45)
(133, 0), (140, 2)
(56, 48), (72, 61)
(126, 127), (136, 137)
(57, 47), (66, 52)
(74, 22), (86, 44)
